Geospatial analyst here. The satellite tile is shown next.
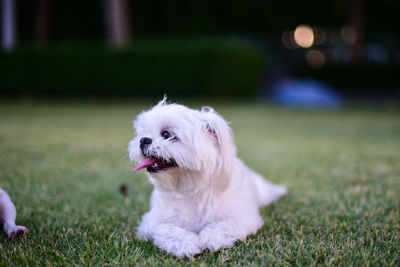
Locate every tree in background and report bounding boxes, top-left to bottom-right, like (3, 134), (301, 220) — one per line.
(349, 0), (365, 62)
(35, 0), (51, 46)
(1, 0), (16, 51)
(103, 0), (131, 48)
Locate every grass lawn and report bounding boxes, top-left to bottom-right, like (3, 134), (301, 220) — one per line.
(0, 100), (399, 266)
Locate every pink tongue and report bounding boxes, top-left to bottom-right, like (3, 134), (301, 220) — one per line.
(132, 157), (158, 172)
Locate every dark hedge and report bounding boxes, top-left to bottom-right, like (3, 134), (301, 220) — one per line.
(0, 40), (267, 97)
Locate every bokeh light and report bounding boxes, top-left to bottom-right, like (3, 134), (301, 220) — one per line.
(306, 50), (325, 68)
(294, 25), (314, 48)
(341, 26), (357, 45)
(281, 30), (298, 49)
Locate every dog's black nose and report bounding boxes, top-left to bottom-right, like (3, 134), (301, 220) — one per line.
(140, 137), (152, 152)
(140, 137), (152, 146)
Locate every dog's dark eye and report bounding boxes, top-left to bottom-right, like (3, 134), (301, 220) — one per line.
(161, 130), (172, 140)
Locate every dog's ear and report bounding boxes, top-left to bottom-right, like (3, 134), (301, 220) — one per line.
(200, 107), (235, 191)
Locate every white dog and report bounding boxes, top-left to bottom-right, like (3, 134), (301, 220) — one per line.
(128, 98), (287, 257)
(0, 188), (28, 238)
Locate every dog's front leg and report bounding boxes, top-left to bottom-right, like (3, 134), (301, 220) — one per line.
(199, 217), (263, 251)
(0, 189), (28, 238)
(139, 222), (202, 258)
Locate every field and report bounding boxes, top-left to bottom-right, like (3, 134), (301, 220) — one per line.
(0, 100), (399, 266)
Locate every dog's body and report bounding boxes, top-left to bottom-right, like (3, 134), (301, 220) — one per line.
(0, 188), (28, 238)
(128, 99), (286, 257)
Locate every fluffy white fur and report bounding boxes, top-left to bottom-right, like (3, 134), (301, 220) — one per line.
(128, 98), (287, 257)
(0, 188), (28, 238)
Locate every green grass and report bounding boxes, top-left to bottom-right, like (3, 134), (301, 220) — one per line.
(0, 100), (399, 266)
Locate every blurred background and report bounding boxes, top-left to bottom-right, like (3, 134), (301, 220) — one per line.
(1, 0), (399, 106)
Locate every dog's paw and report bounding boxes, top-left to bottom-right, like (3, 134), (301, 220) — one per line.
(199, 227), (236, 252)
(7, 225), (28, 238)
(173, 235), (202, 258)
(136, 229), (150, 241)
(154, 232), (202, 258)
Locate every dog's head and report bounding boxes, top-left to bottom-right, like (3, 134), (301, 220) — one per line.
(128, 98), (235, 193)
